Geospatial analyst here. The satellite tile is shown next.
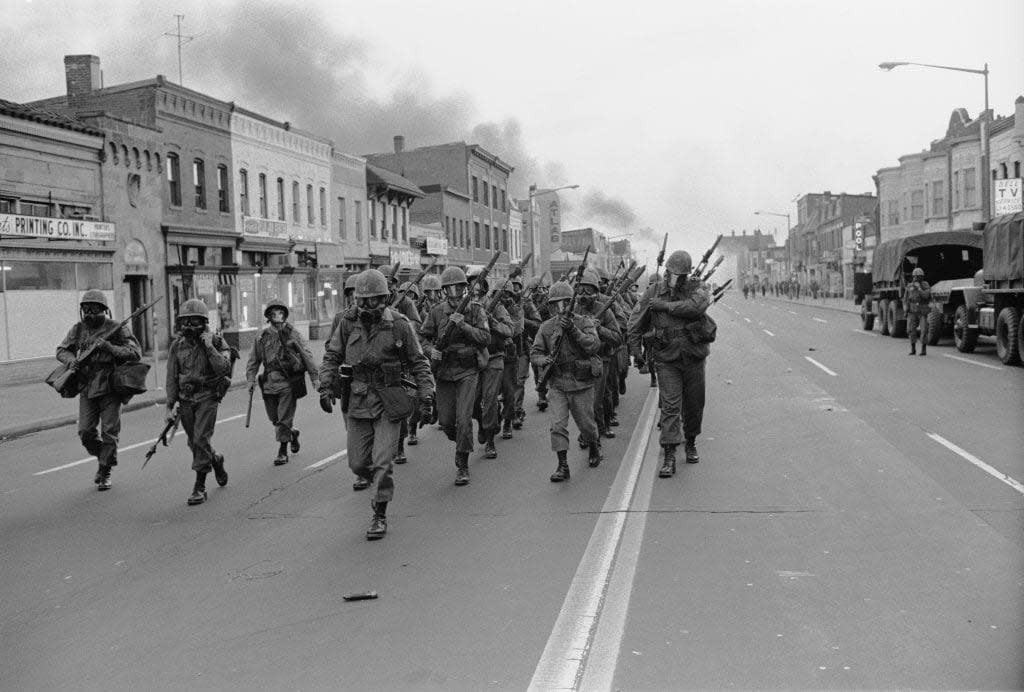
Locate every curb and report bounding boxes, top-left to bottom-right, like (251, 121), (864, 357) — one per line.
(0, 380), (249, 443)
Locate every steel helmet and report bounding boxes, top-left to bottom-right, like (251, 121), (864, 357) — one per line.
(510, 275), (524, 290)
(398, 280), (421, 299)
(264, 297), (289, 320)
(548, 281), (574, 303)
(666, 250), (693, 275)
(440, 266), (468, 287)
(525, 276), (542, 290)
(912, 267), (925, 278)
(178, 299), (209, 320)
(80, 289), (109, 309)
(465, 265), (488, 293)
(354, 269), (390, 299)
(344, 274), (359, 292)
(579, 269), (601, 290)
(421, 274), (442, 291)
(596, 267), (610, 282)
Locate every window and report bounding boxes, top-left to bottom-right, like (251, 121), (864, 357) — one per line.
(258, 173), (268, 218)
(474, 221), (480, 248)
(483, 183), (489, 207)
(0, 198), (13, 213)
(380, 203), (388, 240)
(501, 189), (506, 212)
(20, 201), (51, 217)
(276, 178), (285, 220)
(1000, 163), (1009, 179)
(445, 216), (451, 244)
(401, 207), (407, 241)
(337, 197), (346, 239)
(886, 200), (899, 226)
(392, 205), (398, 239)
(306, 184), (314, 224)
(217, 165), (229, 212)
(964, 167), (977, 207)
(910, 190), (923, 220)
(239, 168), (249, 215)
(192, 159), (206, 209)
(502, 228), (508, 252)
(472, 176), (479, 202)
(292, 181), (300, 222)
(1015, 161), (1021, 179)
(953, 171), (960, 209)
(354, 200), (362, 240)
(167, 153), (181, 207)
(492, 185), (498, 210)
(931, 180), (944, 216)
(319, 187), (327, 226)
(484, 223), (491, 249)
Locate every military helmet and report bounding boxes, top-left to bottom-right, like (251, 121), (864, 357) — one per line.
(666, 250), (693, 275)
(80, 289), (109, 309)
(264, 297), (289, 320)
(579, 269), (601, 290)
(354, 269), (390, 298)
(440, 266), (468, 287)
(344, 274), (359, 292)
(398, 280), (421, 299)
(548, 281), (574, 303)
(912, 267), (925, 278)
(511, 275), (524, 289)
(525, 276), (542, 290)
(422, 274), (442, 291)
(178, 299), (208, 320)
(596, 267), (611, 282)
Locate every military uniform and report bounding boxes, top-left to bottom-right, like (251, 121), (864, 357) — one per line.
(904, 270), (932, 356)
(529, 288), (553, 410)
(516, 294), (543, 427)
(499, 289), (525, 437)
(476, 297), (513, 455)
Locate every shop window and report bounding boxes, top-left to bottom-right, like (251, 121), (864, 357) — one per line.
(258, 173), (268, 218)
(277, 178), (285, 220)
(0, 198), (13, 213)
(193, 159), (206, 209)
(239, 168), (250, 215)
(20, 201), (51, 217)
(167, 153), (182, 207)
(217, 165), (229, 212)
(77, 263), (114, 290)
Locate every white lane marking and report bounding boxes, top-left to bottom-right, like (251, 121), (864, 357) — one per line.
(788, 310), (798, 315)
(804, 356), (838, 377)
(304, 450), (347, 470)
(763, 329), (775, 337)
(812, 317), (828, 323)
(927, 433), (1024, 495)
(941, 353), (1004, 371)
(528, 388), (660, 691)
(744, 317), (752, 323)
(851, 329), (879, 336)
(34, 413), (246, 476)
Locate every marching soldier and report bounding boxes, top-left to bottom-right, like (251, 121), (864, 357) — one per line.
(904, 267), (932, 356)
(515, 277), (544, 429)
(406, 274), (443, 449)
(531, 280), (603, 482)
(499, 278), (525, 439)
(527, 276), (552, 411)
(419, 266), (490, 485)
(394, 280), (424, 464)
(383, 266), (423, 327)
(469, 267), (512, 459)
(576, 270), (622, 445)
(55, 289), (142, 491)
(318, 269), (435, 540)
(166, 299), (233, 505)
(628, 250), (714, 478)
(245, 298), (320, 466)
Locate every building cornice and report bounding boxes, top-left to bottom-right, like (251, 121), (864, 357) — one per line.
(0, 114), (103, 149)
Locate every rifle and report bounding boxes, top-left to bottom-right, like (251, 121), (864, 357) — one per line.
(46, 296), (162, 398)
(712, 278), (733, 304)
(607, 260), (637, 296)
(485, 252), (532, 314)
(594, 265), (646, 322)
(434, 250), (502, 355)
(390, 255), (438, 307)
(699, 255), (725, 283)
(652, 232), (668, 293)
(142, 405), (180, 469)
(245, 381), (256, 428)
(537, 256), (591, 388)
(388, 261), (401, 282)
(693, 234), (723, 279)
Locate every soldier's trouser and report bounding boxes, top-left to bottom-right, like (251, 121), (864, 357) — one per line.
(347, 415), (399, 504)
(606, 354), (620, 410)
(262, 387), (297, 443)
(514, 354), (530, 414)
(78, 393), (122, 467)
(438, 373), (479, 454)
(655, 359), (706, 446)
(548, 385), (598, 453)
(592, 358), (610, 429)
(477, 363), (504, 436)
(179, 397), (220, 472)
(907, 312), (928, 346)
(500, 355), (519, 423)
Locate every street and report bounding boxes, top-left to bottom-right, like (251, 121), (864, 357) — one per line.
(2, 294), (1022, 691)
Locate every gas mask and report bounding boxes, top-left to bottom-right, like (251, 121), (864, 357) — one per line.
(533, 289), (548, 304)
(425, 290), (440, 304)
(552, 299), (570, 315)
(666, 272), (683, 289)
(81, 304), (107, 328)
(445, 285), (466, 308)
(501, 290), (516, 307)
(579, 285), (598, 309)
(179, 317), (207, 340)
(357, 296), (385, 325)
(267, 309), (287, 327)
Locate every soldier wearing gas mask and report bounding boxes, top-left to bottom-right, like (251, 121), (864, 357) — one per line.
(55, 290), (142, 491)
(527, 277), (552, 411)
(904, 267), (932, 356)
(627, 250), (713, 478)
(245, 298), (319, 466)
(318, 269), (435, 540)
(515, 276), (544, 429)
(576, 270), (623, 446)
(498, 278), (525, 440)
(405, 274), (443, 449)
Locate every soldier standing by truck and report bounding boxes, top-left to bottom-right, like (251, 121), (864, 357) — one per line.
(904, 267), (932, 356)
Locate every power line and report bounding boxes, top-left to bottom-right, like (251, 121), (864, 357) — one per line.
(163, 14), (195, 86)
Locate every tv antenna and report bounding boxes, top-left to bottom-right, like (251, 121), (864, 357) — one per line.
(164, 14), (195, 86)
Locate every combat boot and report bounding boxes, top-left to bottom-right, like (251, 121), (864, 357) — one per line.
(550, 451), (570, 482)
(600, 427), (616, 439)
(187, 471), (208, 505)
(407, 430), (418, 446)
(920, 344), (927, 356)
(588, 442), (603, 468)
(212, 453), (228, 487)
(512, 410), (524, 430)
(537, 393), (548, 411)
(353, 475), (371, 491)
(659, 446), (677, 478)
(908, 343), (916, 355)
(290, 429), (301, 453)
(274, 441), (289, 466)
(501, 420), (513, 439)
(394, 439), (407, 464)
(454, 453), (470, 486)
(366, 501), (388, 540)
(609, 412), (620, 427)
(684, 438), (700, 464)
(95, 463), (112, 491)
(484, 435), (497, 459)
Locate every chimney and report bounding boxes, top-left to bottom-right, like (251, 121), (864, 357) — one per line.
(65, 55), (101, 107)
(394, 135), (405, 153)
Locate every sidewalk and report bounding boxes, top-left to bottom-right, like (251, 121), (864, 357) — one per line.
(0, 338), (326, 442)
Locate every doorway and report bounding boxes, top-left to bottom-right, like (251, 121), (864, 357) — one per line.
(126, 275), (151, 351)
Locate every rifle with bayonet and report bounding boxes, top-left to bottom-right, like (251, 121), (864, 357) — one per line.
(433, 250), (502, 356)
(594, 265), (646, 322)
(46, 296), (162, 399)
(712, 278), (733, 303)
(607, 260), (638, 297)
(391, 255), (438, 307)
(142, 405), (180, 469)
(652, 232), (668, 293)
(692, 234), (722, 279)
(484, 252), (532, 313)
(537, 252), (591, 388)
(698, 255), (725, 283)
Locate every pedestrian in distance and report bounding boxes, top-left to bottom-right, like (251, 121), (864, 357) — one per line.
(55, 289), (143, 491)
(904, 267), (932, 356)
(245, 298), (320, 466)
(166, 299), (235, 505)
(318, 269), (435, 540)
(628, 249), (715, 478)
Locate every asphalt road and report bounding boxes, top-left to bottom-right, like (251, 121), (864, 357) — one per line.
(2, 295), (1022, 690)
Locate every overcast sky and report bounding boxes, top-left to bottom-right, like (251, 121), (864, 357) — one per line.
(4, 0), (1023, 261)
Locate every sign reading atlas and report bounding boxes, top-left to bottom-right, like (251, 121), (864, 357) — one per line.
(0, 214), (115, 241)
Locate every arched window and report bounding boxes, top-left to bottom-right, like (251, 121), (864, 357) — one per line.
(132, 147), (141, 169)
(108, 142), (118, 164)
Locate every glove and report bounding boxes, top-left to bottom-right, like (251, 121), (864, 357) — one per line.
(248, 381), (256, 395)
(430, 347), (443, 361)
(94, 338), (111, 353)
(558, 314), (573, 330)
(200, 331), (215, 348)
(539, 355), (554, 368)
(448, 312), (464, 327)
(165, 408), (177, 425)
(419, 394), (435, 427)
(319, 391), (334, 414)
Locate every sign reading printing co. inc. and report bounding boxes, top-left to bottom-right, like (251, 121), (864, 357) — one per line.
(994, 178), (1022, 216)
(0, 214), (115, 241)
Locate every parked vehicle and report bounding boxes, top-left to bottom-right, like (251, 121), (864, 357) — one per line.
(855, 230), (984, 339)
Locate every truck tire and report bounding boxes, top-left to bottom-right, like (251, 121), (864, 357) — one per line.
(953, 304), (978, 353)
(926, 311), (942, 346)
(879, 299), (890, 335)
(995, 307), (1021, 366)
(861, 303), (875, 331)
(888, 301), (907, 338)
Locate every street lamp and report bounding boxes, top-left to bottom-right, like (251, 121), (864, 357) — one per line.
(879, 60), (991, 220)
(527, 184), (580, 277)
(755, 210), (792, 284)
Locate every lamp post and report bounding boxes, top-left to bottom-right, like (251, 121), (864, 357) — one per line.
(528, 184), (579, 277)
(755, 210), (791, 283)
(879, 60), (991, 220)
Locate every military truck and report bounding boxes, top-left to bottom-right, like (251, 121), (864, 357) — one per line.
(856, 230), (984, 339)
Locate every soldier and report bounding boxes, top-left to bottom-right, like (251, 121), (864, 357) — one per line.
(245, 298), (320, 466)
(576, 270), (622, 446)
(318, 269), (434, 539)
(166, 299), (233, 505)
(470, 267), (513, 459)
(516, 277), (544, 429)
(531, 280), (603, 481)
(55, 289), (142, 491)
(628, 250), (714, 478)
(498, 278), (525, 439)
(383, 266), (423, 328)
(528, 276), (553, 411)
(343, 273), (359, 310)
(394, 280), (424, 464)
(406, 274), (442, 449)
(904, 267), (932, 356)
(419, 266), (490, 485)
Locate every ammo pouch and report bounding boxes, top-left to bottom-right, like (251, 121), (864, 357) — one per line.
(290, 374), (308, 399)
(376, 382), (417, 422)
(504, 340), (518, 359)
(570, 358), (600, 380)
(683, 314), (717, 344)
(112, 361), (150, 400)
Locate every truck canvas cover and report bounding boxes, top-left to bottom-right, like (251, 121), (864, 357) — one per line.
(871, 230), (984, 283)
(983, 211), (1024, 283)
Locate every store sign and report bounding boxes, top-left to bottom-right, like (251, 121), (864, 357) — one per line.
(854, 223), (864, 251)
(0, 214), (114, 241)
(425, 237), (448, 255)
(242, 216), (288, 238)
(994, 178), (1023, 216)
(390, 248), (419, 266)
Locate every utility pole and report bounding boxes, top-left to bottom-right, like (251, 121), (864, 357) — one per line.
(164, 14), (194, 86)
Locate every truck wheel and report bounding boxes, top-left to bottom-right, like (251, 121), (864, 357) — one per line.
(926, 311), (942, 346)
(995, 307), (1021, 366)
(861, 304), (875, 331)
(953, 304), (978, 353)
(888, 302), (907, 338)
(879, 299), (890, 335)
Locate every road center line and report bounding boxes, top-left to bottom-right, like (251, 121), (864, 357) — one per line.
(528, 388), (659, 691)
(743, 317), (751, 323)
(926, 433), (1024, 495)
(34, 413), (246, 476)
(763, 329), (775, 337)
(941, 353), (1004, 371)
(787, 310), (798, 315)
(812, 317), (828, 323)
(304, 450), (347, 470)
(804, 356), (838, 377)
